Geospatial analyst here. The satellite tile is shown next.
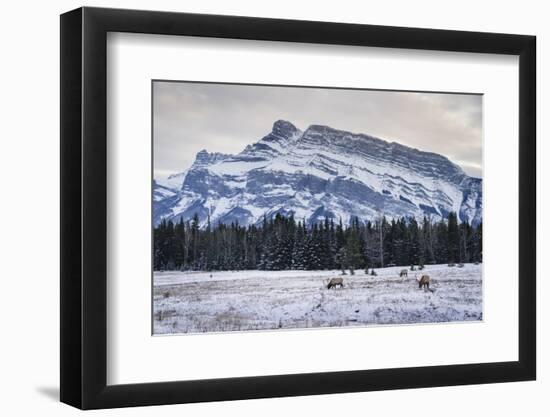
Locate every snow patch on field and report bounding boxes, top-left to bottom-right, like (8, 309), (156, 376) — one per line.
(153, 263), (482, 335)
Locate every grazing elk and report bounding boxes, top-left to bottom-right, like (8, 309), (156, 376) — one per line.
(327, 277), (344, 290)
(417, 274), (434, 292)
(399, 269), (408, 278)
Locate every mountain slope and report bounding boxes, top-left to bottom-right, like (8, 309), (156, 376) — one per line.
(153, 120), (482, 227)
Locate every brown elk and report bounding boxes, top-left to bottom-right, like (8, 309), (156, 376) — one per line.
(399, 269), (408, 277)
(327, 277), (344, 289)
(417, 274), (434, 292)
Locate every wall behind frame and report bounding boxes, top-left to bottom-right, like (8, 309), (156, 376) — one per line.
(0, 0), (545, 416)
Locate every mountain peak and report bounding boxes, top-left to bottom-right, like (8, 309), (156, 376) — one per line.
(239, 120), (302, 160)
(305, 123), (333, 132)
(192, 149), (232, 168)
(272, 119), (299, 136)
(155, 119), (482, 227)
(304, 123), (379, 143)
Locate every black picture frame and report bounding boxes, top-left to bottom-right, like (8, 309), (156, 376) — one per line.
(60, 6), (536, 410)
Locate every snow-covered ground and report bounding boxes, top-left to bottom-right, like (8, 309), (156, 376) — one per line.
(153, 263), (482, 335)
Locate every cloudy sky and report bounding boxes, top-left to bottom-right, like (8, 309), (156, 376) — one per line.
(153, 81), (482, 178)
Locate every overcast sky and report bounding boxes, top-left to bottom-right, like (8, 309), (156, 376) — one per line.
(153, 81), (482, 178)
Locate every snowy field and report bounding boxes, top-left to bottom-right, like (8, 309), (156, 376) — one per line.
(153, 263), (482, 335)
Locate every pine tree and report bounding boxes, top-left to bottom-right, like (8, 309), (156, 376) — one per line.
(472, 221), (482, 262)
(344, 217), (363, 274)
(292, 222), (307, 269)
(153, 211), (482, 272)
(447, 212), (460, 263)
(408, 217), (420, 266)
(174, 218), (186, 269)
(421, 216), (435, 264)
(304, 224), (324, 270)
(434, 219), (448, 263)
(335, 247), (348, 275)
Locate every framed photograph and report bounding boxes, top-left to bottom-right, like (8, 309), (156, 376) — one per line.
(60, 7), (536, 409)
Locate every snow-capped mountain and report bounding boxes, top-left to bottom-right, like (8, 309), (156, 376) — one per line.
(153, 120), (482, 227)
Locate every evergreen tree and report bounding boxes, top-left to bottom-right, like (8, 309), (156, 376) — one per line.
(421, 216), (435, 264)
(408, 217), (421, 266)
(447, 212), (460, 263)
(304, 224), (324, 270)
(343, 217), (363, 274)
(292, 221), (307, 269)
(153, 211), (481, 272)
(335, 247), (348, 274)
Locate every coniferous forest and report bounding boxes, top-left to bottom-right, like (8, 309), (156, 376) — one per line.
(153, 212), (482, 272)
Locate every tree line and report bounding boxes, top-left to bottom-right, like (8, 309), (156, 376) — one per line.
(154, 212), (482, 272)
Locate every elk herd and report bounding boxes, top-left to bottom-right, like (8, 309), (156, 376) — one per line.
(326, 269), (434, 292)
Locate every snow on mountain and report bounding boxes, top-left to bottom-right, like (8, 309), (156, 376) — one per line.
(155, 171), (188, 191)
(153, 120), (482, 227)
